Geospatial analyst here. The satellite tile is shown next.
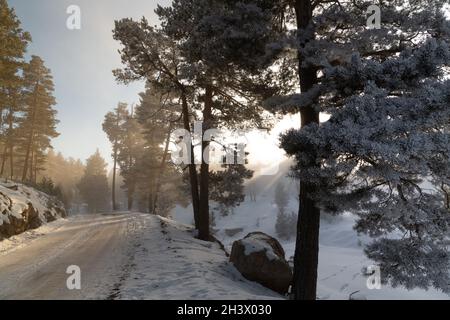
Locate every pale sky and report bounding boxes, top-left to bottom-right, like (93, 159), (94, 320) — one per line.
(8, 0), (170, 166)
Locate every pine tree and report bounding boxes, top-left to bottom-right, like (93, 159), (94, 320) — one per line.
(276, 211), (297, 241)
(0, 87), (24, 179)
(188, 0), (450, 298)
(0, 0), (31, 180)
(274, 182), (289, 215)
(19, 55), (59, 183)
(103, 102), (129, 211)
(210, 164), (253, 216)
(277, 0), (450, 297)
(275, 211), (288, 239)
(77, 150), (110, 213)
(114, 3), (283, 239)
(274, 182), (296, 240)
(35, 176), (63, 201)
(42, 150), (85, 211)
(113, 18), (202, 230)
(134, 84), (181, 214)
(155, 0), (278, 241)
(117, 108), (145, 211)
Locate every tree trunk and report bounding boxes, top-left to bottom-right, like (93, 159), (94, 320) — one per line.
(127, 192), (133, 211)
(198, 85), (213, 241)
(8, 108), (14, 180)
(148, 191), (154, 214)
(9, 144), (14, 180)
(29, 148), (34, 182)
(151, 124), (173, 214)
(33, 155), (38, 184)
(292, 0), (321, 300)
(0, 144), (8, 176)
(29, 148), (37, 184)
(147, 179), (154, 214)
(22, 91), (38, 182)
(1, 106), (14, 177)
(128, 195), (133, 211)
(0, 105), (5, 172)
(181, 91), (201, 230)
(112, 147), (118, 211)
(22, 138), (31, 182)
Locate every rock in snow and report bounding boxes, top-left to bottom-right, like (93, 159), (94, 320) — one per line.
(0, 181), (66, 240)
(230, 232), (292, 294)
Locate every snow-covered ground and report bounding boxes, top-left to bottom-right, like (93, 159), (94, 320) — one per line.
(172, 195), (450, 300)
(1, 175), (447, 300)
(119, 215), (282, 300)
(0, 212), (282, 300)
(0, 180), (66, 240)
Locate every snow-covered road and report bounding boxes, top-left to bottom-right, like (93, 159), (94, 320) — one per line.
(0, 213), (280, 300)
(0, 212), (143, 300)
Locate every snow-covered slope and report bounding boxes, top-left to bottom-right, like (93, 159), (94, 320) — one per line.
(0, 180), (66, 240)
(119, 214), (282, 300)
(172, 191), (450, 300)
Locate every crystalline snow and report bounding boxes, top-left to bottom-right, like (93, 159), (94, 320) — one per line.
(242, 238), (279, 261)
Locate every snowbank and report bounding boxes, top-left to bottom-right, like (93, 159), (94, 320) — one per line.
(119, 215), (282, 300)
(242, 235), (279, 261)
(0, 181), (66, 240)
(172, 199), (450, 299)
